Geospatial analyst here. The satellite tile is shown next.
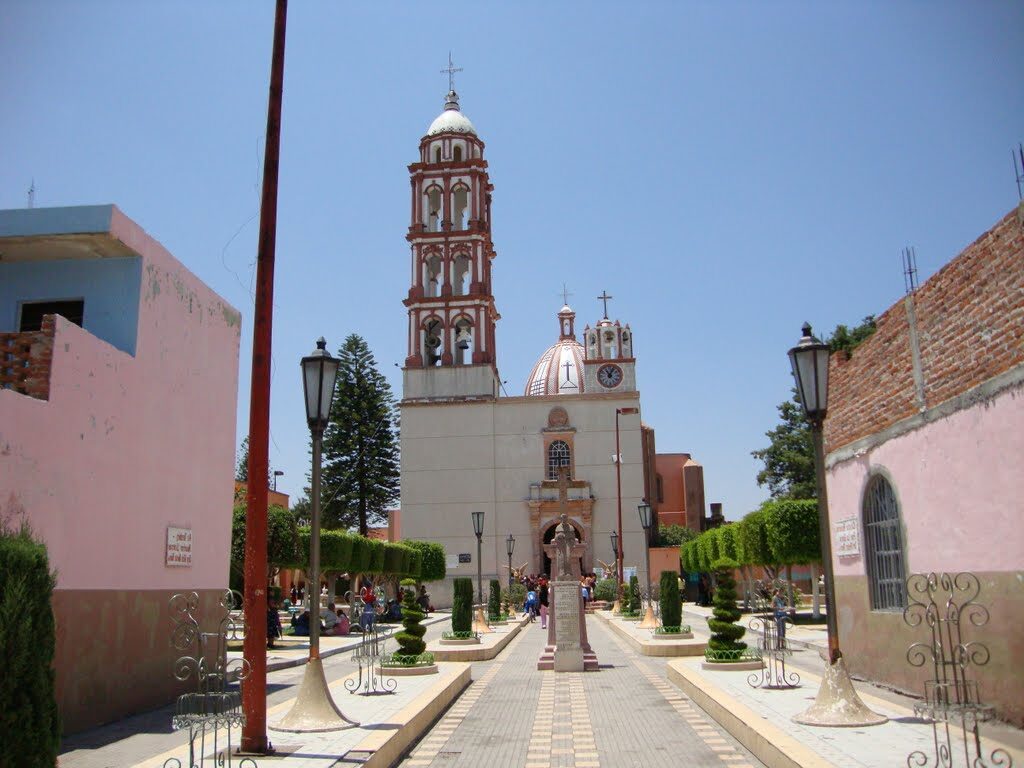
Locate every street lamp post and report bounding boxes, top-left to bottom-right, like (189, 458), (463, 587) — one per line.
(472, 511), (484, 604)
(637, 500), (658, 628)
(788, 323), (885, 728)
(506, 533), (516, 589)
(274, 338), (357, 733)
(614, 406), (639, 586)
(637, 501), (653, 598)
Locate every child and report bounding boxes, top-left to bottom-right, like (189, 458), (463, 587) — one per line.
(525, 588), (538, 622)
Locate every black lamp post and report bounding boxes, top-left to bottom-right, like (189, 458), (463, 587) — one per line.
(276, 338), (356, 732)
(637, 500), (653, 604)
(472, 511), (484, 605)
(789, 323), (885, 727)
(506, 533), (515, 589)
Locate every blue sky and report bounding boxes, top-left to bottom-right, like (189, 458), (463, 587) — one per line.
(2, 2), (1022, 519)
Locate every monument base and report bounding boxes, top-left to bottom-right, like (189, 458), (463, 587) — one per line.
(537, 644), (600, 671)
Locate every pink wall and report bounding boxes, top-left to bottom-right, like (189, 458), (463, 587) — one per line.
(827, 380), (1024, 577)
(0, 207), (240, 590)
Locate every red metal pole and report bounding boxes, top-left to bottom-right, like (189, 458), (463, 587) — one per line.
(615, 410), (623, 586)
(241, 0), (287, 754)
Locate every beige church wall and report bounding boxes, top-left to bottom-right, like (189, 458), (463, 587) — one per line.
(399, 393), (649, 607)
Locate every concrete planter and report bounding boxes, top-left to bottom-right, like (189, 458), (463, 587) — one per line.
(701, 659), (763, 671)
(439, 636), (480, 646)
(381, 663), (439, 676)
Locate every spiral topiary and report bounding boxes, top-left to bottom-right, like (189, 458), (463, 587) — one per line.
(451, 577), (473, 633)
(707, 557), (746, 658)
(394, 582), (427, 659)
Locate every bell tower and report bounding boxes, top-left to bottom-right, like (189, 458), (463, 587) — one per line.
(402, 80), (501, 401)
(583, 290), (638, 393)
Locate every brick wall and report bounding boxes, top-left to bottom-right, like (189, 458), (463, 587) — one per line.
(0, 314), (54, 400)
(825, 206), (1024, 453)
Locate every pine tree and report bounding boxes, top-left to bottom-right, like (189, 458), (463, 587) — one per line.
(320, 334), (400, 535)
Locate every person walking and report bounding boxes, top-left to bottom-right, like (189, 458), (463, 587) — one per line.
(538, 577), (549, 629)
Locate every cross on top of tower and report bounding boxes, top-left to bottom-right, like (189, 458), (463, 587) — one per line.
(440, 52), (463, 93)
(597, 290), (613, 320)
(561, 283), (573, 307)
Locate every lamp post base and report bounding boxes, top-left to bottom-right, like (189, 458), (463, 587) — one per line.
(637, 603), (659, 628)
(472, 605), (493, 634)
(271, 658), (359, 733)
(792, 656), (888, 727)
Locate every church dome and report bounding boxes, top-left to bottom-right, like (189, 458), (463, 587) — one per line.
(524, 305), (585, 396)
(427, 90), (477, 136)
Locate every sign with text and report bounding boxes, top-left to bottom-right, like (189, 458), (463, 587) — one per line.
(833, 517), (860, 558)
(166, 527), (193, 567)
(458, 553), (472, 564)
(445, 554), (459, 570)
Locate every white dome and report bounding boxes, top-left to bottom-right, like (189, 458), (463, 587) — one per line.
(427, 90), (477, 136)
(524, 339), (585, 396)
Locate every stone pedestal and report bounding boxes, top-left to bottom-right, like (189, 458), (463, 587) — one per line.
(537, 579), (599, 672)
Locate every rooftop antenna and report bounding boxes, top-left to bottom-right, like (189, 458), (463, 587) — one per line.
(440, 52), (463, 93)
(1013, 143), (1024, 201)
(27, 179), (35, 209)
(902, 246), (919, 296)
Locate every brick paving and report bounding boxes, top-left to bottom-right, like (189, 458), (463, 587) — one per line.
(398, 615), (764, 768)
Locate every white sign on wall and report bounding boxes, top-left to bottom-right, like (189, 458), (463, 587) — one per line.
(166, 526), (193, 567)
(445, 553), (460, 570)
(833, 517), (860, 558)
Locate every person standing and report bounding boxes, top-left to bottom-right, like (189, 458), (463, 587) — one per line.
(772, 589), (788, 649)
(538, 577), (550, 629)
(267, 599), (282, 649)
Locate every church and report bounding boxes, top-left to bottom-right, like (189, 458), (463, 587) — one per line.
(398, 83), (693, 606)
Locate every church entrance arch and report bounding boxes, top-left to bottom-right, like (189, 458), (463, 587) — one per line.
(541, 519), (584, 577)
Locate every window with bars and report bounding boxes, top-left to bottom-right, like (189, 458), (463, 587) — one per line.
(863, 474), (906, 610)
(547, 440), (571, 480)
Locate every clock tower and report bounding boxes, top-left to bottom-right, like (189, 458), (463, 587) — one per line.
(582, 291), (637, 394)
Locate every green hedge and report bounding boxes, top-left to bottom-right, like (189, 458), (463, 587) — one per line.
(404, 540), (446, 582)
(366, 539), (385, 574)
(628, 574), (641, 612)
(452, 578), (474, 633)
(659, 571), (681, 628)
(0, 522), (59, 765)
(395, 585), (427, 658)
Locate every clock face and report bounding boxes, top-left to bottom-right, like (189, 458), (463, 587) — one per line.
(597, 363), (623, 388)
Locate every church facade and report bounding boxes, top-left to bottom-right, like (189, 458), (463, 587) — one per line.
(399, 88), (651, 606)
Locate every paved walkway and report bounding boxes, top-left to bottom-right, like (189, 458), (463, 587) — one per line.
(398, 615), (765, 768)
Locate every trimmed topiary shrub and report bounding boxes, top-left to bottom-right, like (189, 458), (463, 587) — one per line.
(394, 581), (427, 661)
(628, 574), (641, 613)
(452, 578), (473, 633)
(507, 581), (526, 612)
(706, 558), (747, 660)
(488, 579), (501, 620)
(594, 577), (617, 603)
(0, 520), (59, 765)
(405, 540), (446, 582)
(660, 571), (681, 629)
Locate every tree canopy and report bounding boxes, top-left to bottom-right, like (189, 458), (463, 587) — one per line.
(751, 316), (877, 501)
(320, 334), (400, 535)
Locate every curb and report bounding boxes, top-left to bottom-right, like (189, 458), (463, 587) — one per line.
(594, 611), (706, 657)
(667, 659), (835, 768)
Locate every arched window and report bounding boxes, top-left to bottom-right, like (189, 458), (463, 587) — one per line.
(453, 145), (463, 161)
(433, 146), (442, 163)
(863, 474), (906, 610)
(547, 440), (571, 480)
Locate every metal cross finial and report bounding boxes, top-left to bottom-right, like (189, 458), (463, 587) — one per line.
(441, 52), (463, 93)
(597, 290), (613, 319)
(561, 283), (573, 306)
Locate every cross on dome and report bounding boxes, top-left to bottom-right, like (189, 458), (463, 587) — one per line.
(440, 52), (463, 93)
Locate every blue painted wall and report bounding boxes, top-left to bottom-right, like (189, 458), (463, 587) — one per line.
(0, 256), (142, 355)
